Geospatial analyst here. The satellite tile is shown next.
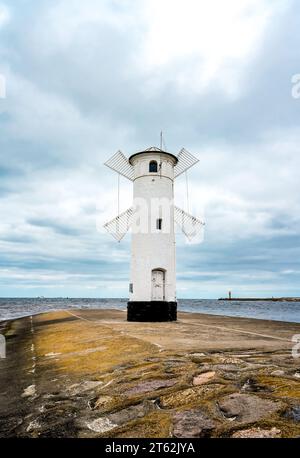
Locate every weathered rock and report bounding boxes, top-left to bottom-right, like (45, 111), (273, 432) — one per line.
(284, 406), (300, 422)
(271, 370), (285, 377)
(125, 379), (177, 396)
(211, 364), (241, 372)
(193, 371), (216, 386)
(187, 353), (207, 363)
(173, 409), (216, 438)
(67, 381), (103, 396)
(87, 417), (117, 434)
(92, 395), (115, 410)
(22, 385), (36, 398)
(218, 393), (283, 424)
(26, 419), (41, 433)
(217, 356), (243, 365)
(189, 353), (206, 358)
(85, 400), (157, 435)
(231, 354), (255, 358)
(108, 401), (156, 425)
(232, 427), (281, 438)
(24, 408), (78, 438)
(241, 378), (271, 393)
(0, 417), (23, 436)
(160, 384), (225, 409)
(165, 358), (185, 363)
(222, 372), (240, 381)
(164, 359), (186, 374)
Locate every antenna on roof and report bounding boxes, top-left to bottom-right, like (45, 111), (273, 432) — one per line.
(160, 131), (167, 151)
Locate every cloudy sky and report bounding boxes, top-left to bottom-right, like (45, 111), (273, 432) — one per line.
(0, 0), (300, 299)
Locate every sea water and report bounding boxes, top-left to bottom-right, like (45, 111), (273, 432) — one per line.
(1, 297), (300, 323)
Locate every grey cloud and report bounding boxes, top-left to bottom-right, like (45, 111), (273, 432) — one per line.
(27, 217), (82, 236)
(0, 0), (299, 297)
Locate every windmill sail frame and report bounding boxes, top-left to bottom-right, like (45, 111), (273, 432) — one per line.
(174, 206), (205, 241)
(174, 148), (199, 178)
(104, 150), (134, 181)
(103, 207), (133, 242)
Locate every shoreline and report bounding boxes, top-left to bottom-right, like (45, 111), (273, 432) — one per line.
(1, 309), (300, 438)
(219, 297), (300, 302)
(1, 306), (300, 326)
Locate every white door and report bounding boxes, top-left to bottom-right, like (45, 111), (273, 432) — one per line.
(152, 270), (165, 301)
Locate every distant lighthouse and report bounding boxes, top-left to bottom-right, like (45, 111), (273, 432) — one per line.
(104, 146), (203, 322)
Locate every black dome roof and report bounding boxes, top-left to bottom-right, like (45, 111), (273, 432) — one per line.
(128, 146), (178, 164)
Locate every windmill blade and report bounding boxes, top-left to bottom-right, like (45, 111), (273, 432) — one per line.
(174, 206), (205, 241)
(174, 148), (199, 178)
(104, 150), (134, 181)
(103, 207), (133, 242)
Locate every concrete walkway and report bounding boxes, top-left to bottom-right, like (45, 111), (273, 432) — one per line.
(0, 309), (300, 438)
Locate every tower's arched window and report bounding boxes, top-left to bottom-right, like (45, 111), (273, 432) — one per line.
(149, 160), (158, 173)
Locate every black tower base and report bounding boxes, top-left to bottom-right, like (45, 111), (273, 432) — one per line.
(127, 301), (177, 322)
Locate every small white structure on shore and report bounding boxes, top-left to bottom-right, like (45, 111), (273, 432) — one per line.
(104, 146), (203, 322)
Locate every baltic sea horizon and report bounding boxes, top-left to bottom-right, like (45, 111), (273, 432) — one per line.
(1, 297), (300, 323)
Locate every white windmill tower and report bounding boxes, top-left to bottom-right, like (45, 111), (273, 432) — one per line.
(103, 145), (204, 322)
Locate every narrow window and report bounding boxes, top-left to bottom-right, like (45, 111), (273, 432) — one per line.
(129, 283), (133, 293)
(156, 218), (162, 230)
(149, 160), (158, 173)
